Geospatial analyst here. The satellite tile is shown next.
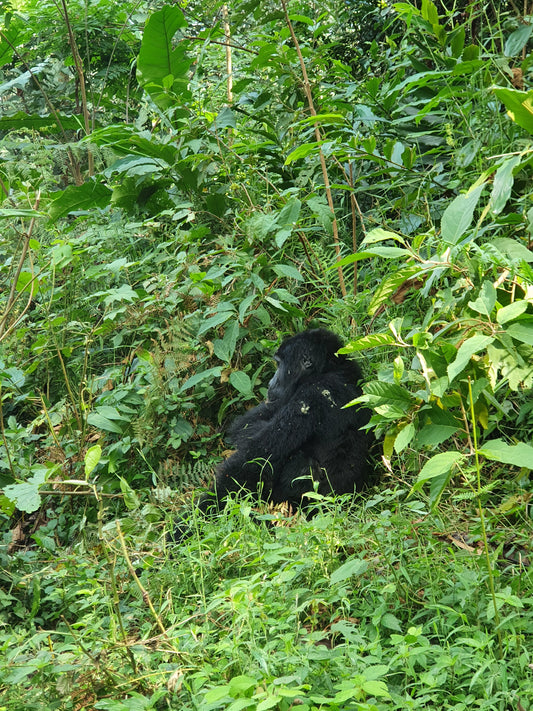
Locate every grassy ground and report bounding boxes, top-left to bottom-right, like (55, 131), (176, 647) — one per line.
(1, 485), (532, 710)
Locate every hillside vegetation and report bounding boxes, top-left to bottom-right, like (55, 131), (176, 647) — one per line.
(0, 0), (532, 708)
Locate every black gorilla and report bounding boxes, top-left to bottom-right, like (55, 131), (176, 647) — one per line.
(203, 328), (373, 510)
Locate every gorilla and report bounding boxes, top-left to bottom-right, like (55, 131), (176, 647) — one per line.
(201, 328), (373, 511)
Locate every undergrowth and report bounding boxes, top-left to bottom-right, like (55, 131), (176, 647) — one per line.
(1, 488), (532, 710)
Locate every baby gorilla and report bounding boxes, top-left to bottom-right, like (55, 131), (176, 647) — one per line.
(203, 328), (373, 510)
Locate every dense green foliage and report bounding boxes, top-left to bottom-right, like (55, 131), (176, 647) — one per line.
(0, 0), (532, 707)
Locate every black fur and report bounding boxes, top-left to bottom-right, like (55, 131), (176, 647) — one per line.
(204, 328), (373, 510)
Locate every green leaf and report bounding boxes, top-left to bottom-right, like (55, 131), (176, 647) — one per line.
(362, 680), (391, 699)
(229, 371), (252, 395)
(441, 182), (484, 245)
(412, 451), (465, 508)
(181, 366), (222, 391)
(272, 264), (304, 281)
(394, 422), (415, 453)
(84, 445), (102, 479)
(447, 335), (494, 382)
(15, 271), (38, 294)
(450, 25), (465, 57)
(3, 467), (48, 514)
(421, 0), (439, 25)
(505, 320), (533, 346)
(478, 439), (533, 469)
(0, 208), (42, 218)
(489, 155), (522, 214)
(119, 477), (141, 510)
(48, 182), (112, 221)
(277, 198), (301, 226)
(468, 281), (496, 316)
(493, 86), (533, 134)
(257, 697), (283, 711)
(415, 424), (459, 447)
(368, 264), (422, 316)
(415, 451), (465, 483)
(339, 333), (397, 352)
(496, 301), (529, 324)
(330, 558), (368, 585)
(490, 237), (533, 263)
(0, 110), (84, 133)
(284, 142), (322, 165)
(504, 24), (533, 57)
(87, 413), (124, 435)
(136, 5), (192, 109)
(364, 227), (405, 244)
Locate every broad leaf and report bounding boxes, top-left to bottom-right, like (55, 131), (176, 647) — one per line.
(478, 439), (533, 469)
(441, 182), (484, 245)
(84, 445), (102, 479)
(489, 155), (522, 214)
(48, 182), (112, 221)
(493, 86), (533, 134)
(447, 335), (494, 382)
(229, 371), (252, 395)
(340, 333), (397, 352)
(468, 281), (496, 316)
(330, 558), (368, 585)
(505, 320), (533, 346)
(136, 6), (192, 109)
(504, 24), (533, 57)
(0, 111), (84, 132)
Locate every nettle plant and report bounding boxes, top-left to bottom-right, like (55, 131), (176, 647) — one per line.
(343, 169), (533, 507)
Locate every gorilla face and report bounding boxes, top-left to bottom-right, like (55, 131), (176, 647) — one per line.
(267, 329), (343, 403)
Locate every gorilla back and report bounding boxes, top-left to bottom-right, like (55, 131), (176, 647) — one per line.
(210, 328), (373, 509)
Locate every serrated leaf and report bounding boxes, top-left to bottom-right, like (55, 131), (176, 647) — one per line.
(3, 467), (48, 514)
(362, 680), (391, 698)
(380, 613), (402, 631)
(490, 237), (533, 262)
(277, 197), (301, 226)
(478, 438), (533, 469)
(441, 182), (484, 245)
(447, 335), (494, 382)
(363, 380), (413, 404)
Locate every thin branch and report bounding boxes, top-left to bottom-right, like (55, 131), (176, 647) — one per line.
(280, 0), (347, 297)
(59, 0), (94, 175)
